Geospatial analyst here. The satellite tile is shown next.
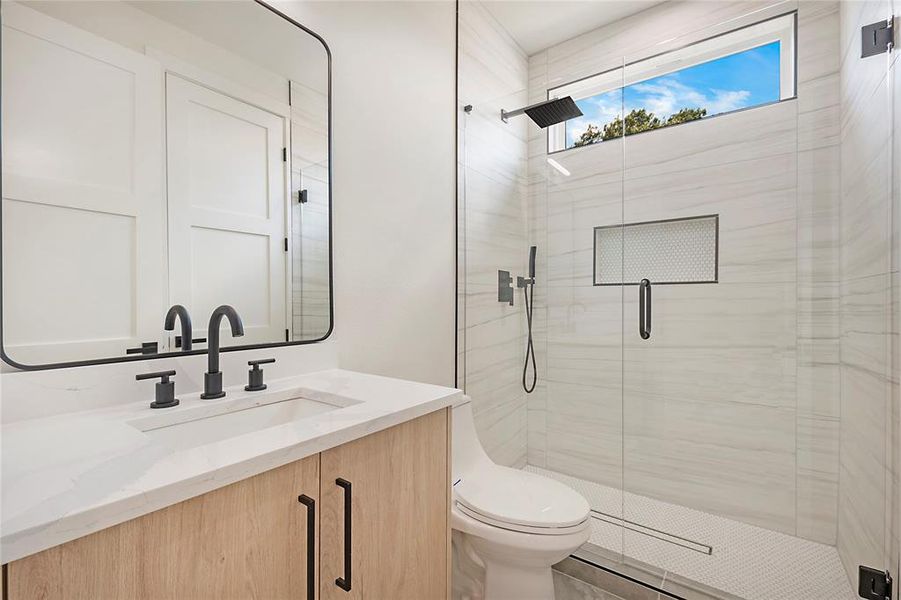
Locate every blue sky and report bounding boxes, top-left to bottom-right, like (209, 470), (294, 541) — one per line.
(566, 41), (781, 147)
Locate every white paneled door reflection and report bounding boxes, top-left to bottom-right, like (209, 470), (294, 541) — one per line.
(166, 74), (288, 345)
(0, 3), (166, 364)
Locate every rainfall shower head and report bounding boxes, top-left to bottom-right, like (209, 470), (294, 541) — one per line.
(501, 96), (583, 128)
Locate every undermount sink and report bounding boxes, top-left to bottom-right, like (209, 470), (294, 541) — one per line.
(129, 389), (355, 452)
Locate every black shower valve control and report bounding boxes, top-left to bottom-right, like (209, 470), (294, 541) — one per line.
(498, 270), (514, 306)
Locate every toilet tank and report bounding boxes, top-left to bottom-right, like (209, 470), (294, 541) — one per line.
(452, 396), (492, 483)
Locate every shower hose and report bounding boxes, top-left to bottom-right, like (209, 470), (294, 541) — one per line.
(522, 280), (537, 393)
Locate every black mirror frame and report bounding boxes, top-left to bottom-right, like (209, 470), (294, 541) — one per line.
(0, 0), (334, 371)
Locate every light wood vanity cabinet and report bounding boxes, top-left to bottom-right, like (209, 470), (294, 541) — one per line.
(5, 409), (449, 600)
(320, 409), (449, 600)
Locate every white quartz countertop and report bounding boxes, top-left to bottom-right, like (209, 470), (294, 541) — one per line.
(1, 368), (461, 564)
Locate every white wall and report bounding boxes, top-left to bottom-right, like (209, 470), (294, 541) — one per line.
(1, 0), (458, 419)
(273, 0), (457, 388)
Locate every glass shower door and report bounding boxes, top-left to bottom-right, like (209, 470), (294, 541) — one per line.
(618, 5), (897, 599)
(619, 10), (800, 597)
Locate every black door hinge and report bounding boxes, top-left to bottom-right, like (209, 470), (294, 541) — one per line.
(862, 18), (894, 57)
(285, 328), (289, 342)
(282, 147), (287, 162)
(859, 566), (892, 600)
(298, 189), (308, 204)
(284, 238), (288, 252)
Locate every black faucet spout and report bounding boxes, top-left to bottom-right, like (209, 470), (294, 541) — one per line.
(164, 305), (193, 351)
(201, 305), (245, 399)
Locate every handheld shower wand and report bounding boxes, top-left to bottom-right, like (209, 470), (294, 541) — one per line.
(529, 245), (536, 280)
(518, 246), (538, 393)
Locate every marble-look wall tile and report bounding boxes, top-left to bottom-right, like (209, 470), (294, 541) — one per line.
(796, 0), (842, 545)
(797, 415), (840, 543)
(623, 102), (799, 286)
(621, 282), (797, 409)
(458, 1), (530, 467)
(839, 1), (893, 281)
(838, 272), (892, 577)
(624, 392), (797, 534)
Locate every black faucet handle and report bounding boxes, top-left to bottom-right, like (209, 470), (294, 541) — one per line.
(136, 370), (176, 382)
(248, 358), (276, 366)
(135, 371), (179, 409)
(245, 358), (275, 392)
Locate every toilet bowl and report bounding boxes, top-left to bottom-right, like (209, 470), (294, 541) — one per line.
(451, 396), (590, 600)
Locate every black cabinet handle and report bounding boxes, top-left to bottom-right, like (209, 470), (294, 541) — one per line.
(639, 278), (651, 340)
(298, 495), (316, 600)
(335, 478), (352, 592)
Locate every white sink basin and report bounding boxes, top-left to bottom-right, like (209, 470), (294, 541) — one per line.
(129, 388), (355, 451)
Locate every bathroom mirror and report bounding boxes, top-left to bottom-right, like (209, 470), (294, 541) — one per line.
(1, 0), (332, 369)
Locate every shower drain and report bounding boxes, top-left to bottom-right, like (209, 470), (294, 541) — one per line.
(589, 510), (714, 555)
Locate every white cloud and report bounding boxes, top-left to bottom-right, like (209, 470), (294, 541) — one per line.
(706, 89), (752, 113)
(627, 77), (751, 119)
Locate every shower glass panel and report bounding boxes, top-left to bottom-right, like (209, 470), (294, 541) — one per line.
(619, 14), (805, 595)
(456, 2), (628, 571)
(617, 5), (895, 600)
(535, 52), (627, 567)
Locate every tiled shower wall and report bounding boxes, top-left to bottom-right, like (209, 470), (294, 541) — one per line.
(457, 1), (529, 467)
(836, 0), (900, 586)
(458, 0), (900, 574)
(524, 0), (843, 544)
(290, 80), (331, 341)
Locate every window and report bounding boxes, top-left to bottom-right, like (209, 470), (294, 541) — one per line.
(548, 13), (796, 152)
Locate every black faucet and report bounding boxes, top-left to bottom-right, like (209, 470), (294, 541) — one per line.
(201, 305), (245, 399)
(164, 305), (193, 351)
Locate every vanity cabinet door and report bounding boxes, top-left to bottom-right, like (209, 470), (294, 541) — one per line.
(6, 454), (319, 600)
(319, 409), (450, 600)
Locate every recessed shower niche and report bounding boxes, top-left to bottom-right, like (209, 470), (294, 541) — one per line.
(593, 215), (718, 286)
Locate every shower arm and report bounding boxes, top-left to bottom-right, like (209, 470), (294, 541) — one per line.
(501, 99), (554, 123)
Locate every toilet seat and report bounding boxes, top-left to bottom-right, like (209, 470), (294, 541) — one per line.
(455, 501), (589, 536)
(454, 464), (590, 535)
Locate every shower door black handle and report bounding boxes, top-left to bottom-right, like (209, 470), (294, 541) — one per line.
(298, 494), (316, 600)
(335, 478), (352, 592)
(639, 279), (651, 340)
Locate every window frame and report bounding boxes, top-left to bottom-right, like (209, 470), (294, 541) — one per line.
(547, 10), (798, 154)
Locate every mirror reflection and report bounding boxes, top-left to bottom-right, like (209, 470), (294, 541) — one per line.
(1, 0), (331, 367)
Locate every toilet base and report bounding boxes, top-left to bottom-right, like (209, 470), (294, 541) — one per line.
(483, 559), (555, 600)
(451, 505), (589, 600)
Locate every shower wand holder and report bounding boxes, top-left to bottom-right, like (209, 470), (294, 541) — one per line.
(517, 276), (534, 288)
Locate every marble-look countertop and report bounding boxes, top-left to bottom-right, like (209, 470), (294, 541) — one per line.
(1, 369), (461, 564)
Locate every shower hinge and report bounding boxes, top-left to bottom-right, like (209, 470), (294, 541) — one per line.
(861, 17), (894, 57)
(858, 566), (892, 600)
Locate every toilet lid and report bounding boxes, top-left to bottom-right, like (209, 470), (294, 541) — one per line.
(454, 465), (590, 530)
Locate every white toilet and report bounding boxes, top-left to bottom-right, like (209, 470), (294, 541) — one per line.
(451, 396), (590, 600)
